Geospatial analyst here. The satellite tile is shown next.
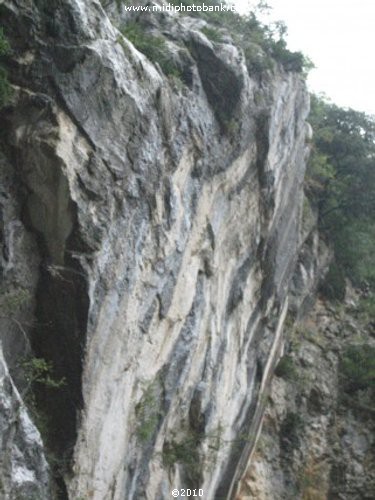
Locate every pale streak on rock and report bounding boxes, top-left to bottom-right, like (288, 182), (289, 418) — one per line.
(0, 0), (312, 498)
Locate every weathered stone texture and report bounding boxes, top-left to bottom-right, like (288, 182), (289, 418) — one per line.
(0, 1), (315, 498)
(238, 295), (375, 500)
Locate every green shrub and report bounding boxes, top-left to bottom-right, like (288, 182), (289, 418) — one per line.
(170, 0), (312, 75)
(137, 413), (159, 442)
(0, 28), (9, 55)
(243, 43), (273, 75)
(340, 345), (375, 393)
(0, 27), (11, 107)
(120, 2), (312, 77)
(135, 380), (162, 442)
(333, 220), (375, 288)
(19, 357), (66, 440)
(280, 412), (303, 451)
(267, 39), (312, 73)
(22, 357), (66, 389)
(163, 436), (199, 468)
(319, 261), (346, 302)
(121, 22), (181, 78)
(357, 295), (375, 321)
(221, 117), (240, 137)
(162, 433), (201, 483)
(298, 462), (325, 494)
(0, 288), (31, 316)
(274, 355), (297, 380)
(201, 26), (223, 43)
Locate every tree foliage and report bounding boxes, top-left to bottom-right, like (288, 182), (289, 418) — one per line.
(340, 345), (375, 393)
(123, 0), (313, 75)
(120, 21), (181, 78)
(307, 94), (375, 288)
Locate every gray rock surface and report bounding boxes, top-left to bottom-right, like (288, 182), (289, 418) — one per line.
(0, 346), (50, 499)
(238, 295), (375, 500)
(0, 0), (323, 498)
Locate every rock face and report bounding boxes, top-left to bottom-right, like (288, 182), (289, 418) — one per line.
(0, 348), (50, 499)
(238, 294), (375, 500)
(0, 0), (314, 498)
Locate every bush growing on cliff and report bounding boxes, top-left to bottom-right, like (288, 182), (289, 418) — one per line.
(333, 220), (375, 288)
(0, 27), (9, 54)
(17, 357), (66, 441)
(319, 261), (346, 302)
(274, 355), (297, 380)
(340, 345), (375, 394)
(357, 295), (375, 322)
(0, 288), (31, 316)
(0, 27), (11, 107)
(22, 357), (66, 390)
(135, 379), (164, 442)
(201, 25), (224, 43)
(121, 21), (181, 78)
(118, 1), (313, 76)
(162, 425), (225, 482)
(227, 8), (312, 74)
(162, 436), (201, 477)
(168, 0), (312, 74)
(280, 412), (303, 451)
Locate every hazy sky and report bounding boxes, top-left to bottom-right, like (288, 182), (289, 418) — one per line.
(233, 0), (375, 115)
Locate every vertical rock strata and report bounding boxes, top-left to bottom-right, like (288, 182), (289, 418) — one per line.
(238, 295), (375, 500)
(0, 0), (311, 498)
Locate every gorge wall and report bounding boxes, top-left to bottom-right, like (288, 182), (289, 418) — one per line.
(0, 1), (355, 499)
(238, 290), (375, 500)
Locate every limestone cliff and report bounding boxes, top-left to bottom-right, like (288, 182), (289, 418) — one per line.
(238, 290), (375, 500)
(0, 1), (313, 498)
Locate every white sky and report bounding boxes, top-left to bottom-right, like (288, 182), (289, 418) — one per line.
(232, 0), (375, 115)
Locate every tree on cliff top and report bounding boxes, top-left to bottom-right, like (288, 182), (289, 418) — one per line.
(307, 94), (375, 289)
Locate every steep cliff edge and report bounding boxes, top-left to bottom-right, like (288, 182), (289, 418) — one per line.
(0, 1), (312, 498)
